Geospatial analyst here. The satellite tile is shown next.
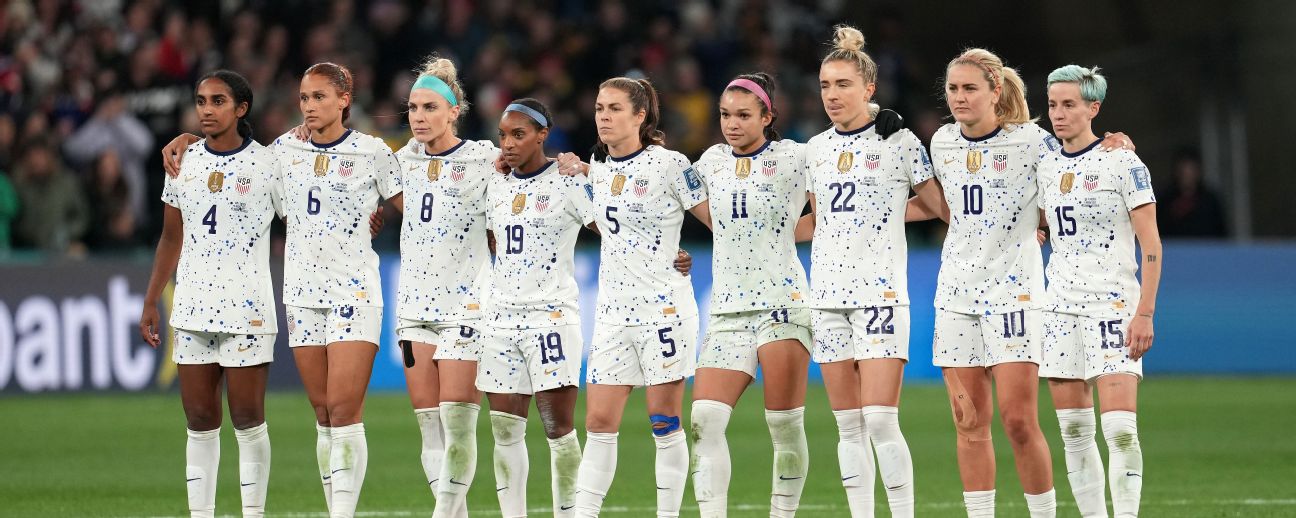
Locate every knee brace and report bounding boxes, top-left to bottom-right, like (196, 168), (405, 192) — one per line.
(650, 414), (681, 436)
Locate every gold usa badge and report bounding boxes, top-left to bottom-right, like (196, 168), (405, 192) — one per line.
(207, 171), (224, 192)
(313, 154), (330, 177)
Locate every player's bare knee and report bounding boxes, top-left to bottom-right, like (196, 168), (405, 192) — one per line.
(584, 410), (619, 434)
(999, 409), (1039, 445)
(541, 418), (573, 439)
(184, 406), (221, 431)
(227, 407), (265, 430)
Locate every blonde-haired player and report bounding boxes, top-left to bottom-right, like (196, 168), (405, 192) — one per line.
(390, 55), (495, 518)
(795, 25), (930, 517)
(1038, 65), (1161, 518)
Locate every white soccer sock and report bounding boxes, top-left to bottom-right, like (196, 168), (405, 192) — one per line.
(185, 428), (220, 518)
(549, 430), (583, 517)
(1056, 408), (1107, 517)
(1025, 488), (1057, 518)
(690, 400), (733, 518)
(963, 489), (995, 517)
(433, 402), (479, 518)
(416, 407), (446, 494)
(234, 423), (271, 518)
(832, 408), (874, 518)
(654, 430), (689, 518)
(864, 406), (915, 518)
(766, 407), (809, 518)
(1102, 411), (1142, 518)
(329, 423), (369, 518)
(575, 432), (618, 517)
(490, 411), (529, 518)
(316, 423), (333, 512)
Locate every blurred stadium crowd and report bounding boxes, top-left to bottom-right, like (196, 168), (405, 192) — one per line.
(0, 0), (1227, 257)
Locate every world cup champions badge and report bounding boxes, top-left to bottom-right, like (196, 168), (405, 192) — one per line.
(1060, 172), (1075, 193)
(837, 151), (853, 173)
(735, 157), (752, 179)
(428, 159), (443, 181)
(314, 154), (330, 177)
(966, 150), (982, 173)
(511, 193), (527, 214)
(207, 171), (224, 192)
(611, 174), (627, 196)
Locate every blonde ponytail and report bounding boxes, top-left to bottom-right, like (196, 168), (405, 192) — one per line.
(948, 48), (1033, 126)
(822, 24), (878, 84)
(416, 54), (470, 118)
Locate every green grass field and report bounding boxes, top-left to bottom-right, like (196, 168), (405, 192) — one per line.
(2, 377), (1294, 517)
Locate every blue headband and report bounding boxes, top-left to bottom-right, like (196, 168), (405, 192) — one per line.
(411, 74), (458, 107)
(504, 103), (548, 128)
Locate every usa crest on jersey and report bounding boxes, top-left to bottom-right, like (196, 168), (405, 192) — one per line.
(339, 159), (355, 178)
(761, 159), (777, 177)
(1083, 174), (1100, 191)
(450, 163), (466, 182)
(992, 153), (1008, 172)
(633, 178), (650, 197)
(864, 153), (880, 171)
(235, 176), (252, 195)
(536, 194), (551, 212)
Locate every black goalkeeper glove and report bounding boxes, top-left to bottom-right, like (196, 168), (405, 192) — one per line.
(875, 108), (904, 139)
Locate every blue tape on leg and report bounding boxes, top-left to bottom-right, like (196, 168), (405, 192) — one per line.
(650, 414), (681, 436)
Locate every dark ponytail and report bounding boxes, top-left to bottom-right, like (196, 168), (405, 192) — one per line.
(725, 72), (780, 141)
(197, 69), (255, 139)
(304, 62), (355, 123)
(593, 77), (665, 161)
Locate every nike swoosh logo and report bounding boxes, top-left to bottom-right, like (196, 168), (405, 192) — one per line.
(321, 476), (331, 481)
(886, 484), (906, 490)
(545, 368), (560, 375)
(1126, 472), (1142, 478)
(409, 164), (421, 171)
(662, 359), (681, 369)
(560, 505), (575, 510)
(182, 176), (198, 183)
(656, 486), (669, 490)
(293, 159), (306, 165)
(186, 477), (201, 482)
(814, 160), (828, 167)
(427, 478), (439, 485)
(449, 478), (469, 486)
(332, 468), (349, 474)
(1105, 353), (1123, 360)
(237, 345), (252, 352)
(778, 475), (803, 481)
(241, 482), (255, 487)
(944, 158), (958, 165)
(497, 486), (508, 492)
(841, 475), (858, 481)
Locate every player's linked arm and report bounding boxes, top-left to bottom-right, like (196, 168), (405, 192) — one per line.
(1127, 202), (1161, 361)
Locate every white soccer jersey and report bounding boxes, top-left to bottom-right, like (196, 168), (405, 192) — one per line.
(274, 129), (403, 308)
(484, 162), (597, 329)
(588, 145), (707, 325)
(694, 139), (810, 314)
(1039, 143), (1156, 317)
(162, 138), (282, 334)
(395, 138), (495, 323)
(806, 124), (934, 308)
(931, 122), (1058, 315)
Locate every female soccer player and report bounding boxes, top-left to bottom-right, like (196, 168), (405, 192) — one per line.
(161, 62), (404, 518)
(552, 77), (709, 518)
(914, 48), (1063, 517)
(141, 69), (277, 518)
(686, 72), (814, 518)
(476, 98), (593, 518)
(1038, 65), (1160, 518)
(391, 56), (495, 518)
(795, 25), (934, 517)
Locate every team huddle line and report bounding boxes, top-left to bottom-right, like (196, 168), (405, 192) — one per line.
(141, 23), (1161, 518)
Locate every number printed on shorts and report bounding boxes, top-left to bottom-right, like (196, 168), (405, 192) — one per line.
(1099, 319), (1125, 349)
(537, 331), (565, 364)
(770, 308), (790, 323)
(459, 326), (475, 338)
(862, 306), (895, 335)
(658, 327), (677, 358)
(1002, 309), (1027, 338)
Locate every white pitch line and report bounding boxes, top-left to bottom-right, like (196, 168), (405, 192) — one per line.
(129, 498), (1296, 518)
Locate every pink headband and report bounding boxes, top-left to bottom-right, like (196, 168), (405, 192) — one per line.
(726, 78), (772, 111)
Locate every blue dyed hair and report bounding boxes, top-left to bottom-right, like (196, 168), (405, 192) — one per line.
(1047, 65), (1107, 103)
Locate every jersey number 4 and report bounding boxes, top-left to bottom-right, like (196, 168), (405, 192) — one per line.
(202, 205), (217, 234)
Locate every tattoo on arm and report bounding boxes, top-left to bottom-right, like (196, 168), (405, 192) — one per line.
(1146, 254), (1157, 263)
